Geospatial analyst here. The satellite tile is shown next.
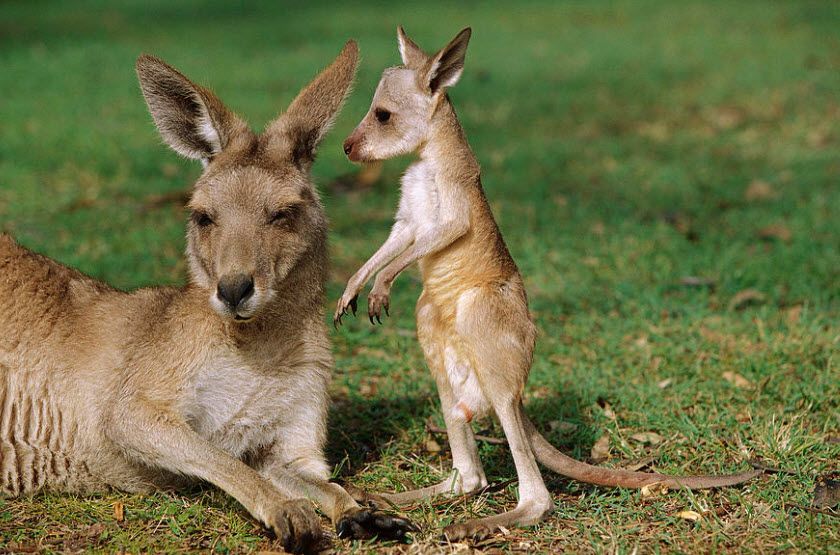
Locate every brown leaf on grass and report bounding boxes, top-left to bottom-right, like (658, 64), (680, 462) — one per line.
(113, 501), (124, 523)
(598, 401), (616, 421)
(722, 371), (753, 389)
(657, 377), (672, 389)
(710, 106), (746, 129)
(622, 456), (655, 472)
(676, 510), (703, 522)
(758, 223), (792, 243)
(728, 289), (766, 311)
(785, 305), (803, 325)
(807, 128), (833, 148)
(358, 380), (378, 398)
(424, 439), (442, 453)
(590, 434), (610, 463)
(813, 473), (840, 509)
(641, 482), (670, 497)
(744, 179), (777, 202)
(631, 432), (665, 445)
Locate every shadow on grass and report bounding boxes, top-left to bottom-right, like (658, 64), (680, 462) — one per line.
(325, 388), (602, 493)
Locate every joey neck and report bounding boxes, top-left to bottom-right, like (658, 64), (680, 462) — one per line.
(417, 97), (479, 175)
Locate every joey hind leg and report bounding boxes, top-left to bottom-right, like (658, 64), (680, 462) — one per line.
(363, 295), (487, 506)
(443, 400), (553, 541)
(443, 291), (553, 541)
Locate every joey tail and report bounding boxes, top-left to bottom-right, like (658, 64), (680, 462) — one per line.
(523, 415), (763, 489)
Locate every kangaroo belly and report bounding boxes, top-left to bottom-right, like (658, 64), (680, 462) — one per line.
(0, 361), (104, 497)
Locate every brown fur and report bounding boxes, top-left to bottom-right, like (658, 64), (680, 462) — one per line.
(0, 42), (413, 553)
(335, 27), (762, 541)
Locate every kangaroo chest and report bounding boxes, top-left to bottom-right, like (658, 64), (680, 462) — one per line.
(188, 353), (287, 457)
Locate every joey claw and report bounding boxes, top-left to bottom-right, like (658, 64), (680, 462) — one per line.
(349, 295), (358, 316)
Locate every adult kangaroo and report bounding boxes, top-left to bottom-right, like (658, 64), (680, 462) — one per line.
(0, 42), (411, 553)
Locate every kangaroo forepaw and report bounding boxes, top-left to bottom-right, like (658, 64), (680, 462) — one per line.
(336, 508), (417, 543)
(266, 499), (323, 554)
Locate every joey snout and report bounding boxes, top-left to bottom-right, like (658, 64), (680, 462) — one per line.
(343, 129), (365, 162)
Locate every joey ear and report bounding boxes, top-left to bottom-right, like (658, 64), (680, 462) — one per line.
(136, 54), (246, 164)
(397, 26), (427, 68)
(266, 40), (359, 168)
(421, 27), (471, 93)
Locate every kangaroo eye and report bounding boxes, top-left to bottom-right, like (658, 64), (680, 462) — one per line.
(270, 209), (291, 225)
(192, 211), (214, 227)
(374, 108), (391, 123)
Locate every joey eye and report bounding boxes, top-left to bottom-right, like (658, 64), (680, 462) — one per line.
(374, 108), (391, 123)
(192, 211), (214, 228)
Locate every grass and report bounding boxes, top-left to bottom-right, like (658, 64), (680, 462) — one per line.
(0, 0), (838, 552)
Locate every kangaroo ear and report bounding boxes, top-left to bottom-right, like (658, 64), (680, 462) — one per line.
(136, 55), (246, 164)
(397, 26), (426, 68)
(421, 27), (471, 93)
(266, 40), (359, 168)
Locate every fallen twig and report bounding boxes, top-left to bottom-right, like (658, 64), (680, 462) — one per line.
(748, 458), (797, 475)
(426, 421), (506, 445)
(789, 504), (840, 518)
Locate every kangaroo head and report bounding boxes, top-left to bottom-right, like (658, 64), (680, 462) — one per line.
(343, 27), (470, 163)
(136, 42), (358, 322)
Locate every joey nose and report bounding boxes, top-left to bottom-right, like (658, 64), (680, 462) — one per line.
(343, 138), (354, 156)
(217, 274), (254, 310)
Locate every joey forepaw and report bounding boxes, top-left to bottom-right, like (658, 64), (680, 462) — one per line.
(367, 282), (391, 325)
(333, 291), (359, 328)
(442, 520), (495, 543)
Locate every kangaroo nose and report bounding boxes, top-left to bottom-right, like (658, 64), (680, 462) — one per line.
(217, 274), (254, 310)
(343, 138), (354, 156)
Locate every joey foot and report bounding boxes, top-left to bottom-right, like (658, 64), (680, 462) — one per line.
(442, 520), (495, 543)
(265, 499), (323, 554)
(333, 291), (358, 327)
(367, 282), (391, 324)
(336, 507), (418, 542)
(342, 483), (394, 510)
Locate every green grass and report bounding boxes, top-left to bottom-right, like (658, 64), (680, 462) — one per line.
(1, 0), (838, 552)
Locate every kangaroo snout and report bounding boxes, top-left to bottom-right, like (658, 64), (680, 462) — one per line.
(216, 274), (255, 312)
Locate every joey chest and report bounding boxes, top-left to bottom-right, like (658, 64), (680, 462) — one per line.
(399, 161), (441, 231)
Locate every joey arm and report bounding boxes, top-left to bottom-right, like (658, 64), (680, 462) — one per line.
(367, 218), (468, 322)
(334, 220), (414, 325)
(380, 220), (467, 282)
